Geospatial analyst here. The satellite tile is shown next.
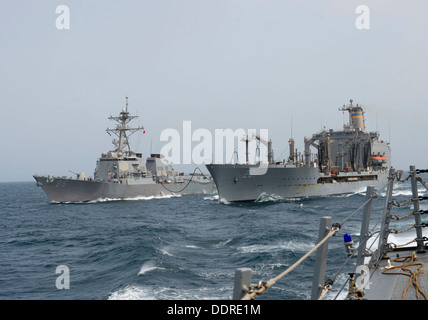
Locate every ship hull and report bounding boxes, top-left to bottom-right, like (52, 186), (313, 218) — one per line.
(34, 175), (215, 203)
(206, 164), (389, 202)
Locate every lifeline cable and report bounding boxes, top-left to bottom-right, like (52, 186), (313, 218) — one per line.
(158, 166), (211, 193)
(241, 188), (380, 300)
(241, 225), (340, 300)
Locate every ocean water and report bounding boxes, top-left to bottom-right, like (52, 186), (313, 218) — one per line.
(1, 175), (426, 300)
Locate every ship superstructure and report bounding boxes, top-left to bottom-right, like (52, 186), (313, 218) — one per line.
(34, 98), (215, 203)
(206, 100), (391, 202)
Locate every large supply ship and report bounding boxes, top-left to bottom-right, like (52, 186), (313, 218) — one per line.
(34, 98), (215, 203)
(206, 100), (391, 202)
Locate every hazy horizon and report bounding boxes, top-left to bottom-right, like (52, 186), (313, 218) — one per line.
(1, 1), (427, 182)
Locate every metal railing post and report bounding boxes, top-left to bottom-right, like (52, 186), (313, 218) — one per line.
(232, 268), (252, 300)
(311, 216), (332, 300)
(410, 165), (426, 253)
(357, 186), (374, 267)
(376, 168), (395, 263)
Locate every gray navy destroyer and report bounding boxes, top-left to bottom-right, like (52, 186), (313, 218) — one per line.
(34, 98), (215, 203)
(206, 100), (391, 202)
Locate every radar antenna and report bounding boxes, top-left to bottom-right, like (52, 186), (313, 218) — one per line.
(106, 97), (145, 156)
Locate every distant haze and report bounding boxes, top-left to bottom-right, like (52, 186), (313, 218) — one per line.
(1, 1), (427, 182)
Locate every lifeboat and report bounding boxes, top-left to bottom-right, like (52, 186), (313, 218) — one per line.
(372, 155), (387, 164)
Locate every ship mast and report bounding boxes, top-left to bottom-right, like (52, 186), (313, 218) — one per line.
(106, 97), (144, 156)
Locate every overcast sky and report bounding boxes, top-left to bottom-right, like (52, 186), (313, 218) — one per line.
(1, 0), (427, 182)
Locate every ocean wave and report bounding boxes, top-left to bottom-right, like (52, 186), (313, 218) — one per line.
(352, 187), (371, 196)
(392, 190), (413, 196)
(387, 228), (428, 248)
(336, 184), (422, 198)
(54, 193), (182, 204)
(211, 238), (232, 249)
(138, 261), (166, 275)
(185, 244), (200, 249)
(237, 240), (314, 254)
(107, 285), (230, 300)
(108, 285), (152, 300)
(255, 262), (291, 272)
(219, 198), (230, 205)
(378, 188), (426, 198)
(203, 194), (219, 201)
(160, 246), (175, 257)
(254, 193), (283, 203)
(11, 180), (420, 300)
(90, 194), (182, 203)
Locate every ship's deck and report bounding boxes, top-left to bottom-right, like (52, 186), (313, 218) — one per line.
(364, 247), (428, 300)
